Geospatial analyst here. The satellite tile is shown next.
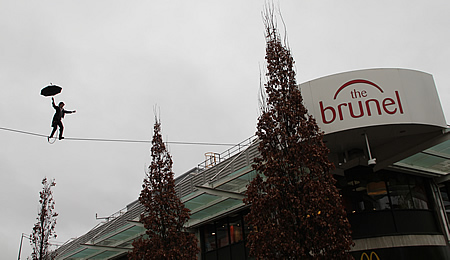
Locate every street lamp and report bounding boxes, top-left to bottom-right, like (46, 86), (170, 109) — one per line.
(18, 233), (31, 260)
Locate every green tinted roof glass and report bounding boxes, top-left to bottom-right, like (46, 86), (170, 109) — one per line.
(395, 139), (450, 174)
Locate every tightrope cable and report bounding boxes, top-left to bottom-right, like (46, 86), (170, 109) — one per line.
(0, 126), (48, 138)
(0, 126), (240, 146)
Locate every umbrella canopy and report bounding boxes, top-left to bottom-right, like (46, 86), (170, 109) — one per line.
(40, 84), (62, 97)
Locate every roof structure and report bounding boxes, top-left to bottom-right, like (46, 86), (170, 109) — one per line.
(55, 127), (450, 259)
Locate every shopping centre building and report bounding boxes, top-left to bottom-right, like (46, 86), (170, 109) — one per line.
(55, 68), (450, 259)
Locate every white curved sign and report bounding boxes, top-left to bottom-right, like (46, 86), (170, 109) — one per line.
(300, 68), (447, 134)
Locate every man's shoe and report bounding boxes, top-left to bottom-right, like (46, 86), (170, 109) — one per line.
(59, 137), (64, 140)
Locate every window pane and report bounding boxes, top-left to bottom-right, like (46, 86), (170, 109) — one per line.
(216, 220), (229, 248)
(389, 174), (414, 209)
(336, 173), (390, 213)
(229, 215), (243, 244)
(203, 224), (216, 252)
(410, 177), (429, 209)
(366, 181), (390, 211)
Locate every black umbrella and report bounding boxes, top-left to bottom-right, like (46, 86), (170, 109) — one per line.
(40, 84), (62, 97)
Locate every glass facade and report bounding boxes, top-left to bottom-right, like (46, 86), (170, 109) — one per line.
(200, 211), (251, 260)
(200, 167), (442, 258)
(337, 167), (430, 214)
(336, 167), (439, 238)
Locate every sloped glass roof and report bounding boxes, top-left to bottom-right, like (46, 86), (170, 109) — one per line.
(184, 193), (220, 212)
(394, 139), (450, 175)
(64, 248), (100, 259)
(212, 167), (256, 193)
(88, 250), (120, 259)
(190, 198), (243, 220)
(59, 224), (145, 259)
(96, 225), (145, 246)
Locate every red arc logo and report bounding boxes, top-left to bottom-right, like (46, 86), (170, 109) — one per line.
(333, 79), (384, 100)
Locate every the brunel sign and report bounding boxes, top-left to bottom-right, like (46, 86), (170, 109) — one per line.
(299, 68), (446, 134)
(320, 79), (404, 124)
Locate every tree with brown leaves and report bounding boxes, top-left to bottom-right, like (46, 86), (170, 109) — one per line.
(129, 118), (199, 260)
(244, 7), (353, 260)
(30, 177), (58, 260)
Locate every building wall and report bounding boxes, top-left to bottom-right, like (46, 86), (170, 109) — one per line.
(55, 69), (450, 259)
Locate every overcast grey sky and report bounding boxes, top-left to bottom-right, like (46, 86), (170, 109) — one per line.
(2, 0), (450, 258)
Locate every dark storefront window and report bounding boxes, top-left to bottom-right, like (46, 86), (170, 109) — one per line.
(337, 167), (431, 213)
(341, 177), (391, 213)
(200, 211), (251, 260)
(388, 174), (429, 210)
(336, 167), (438, 238)
(229, 215), (244, 244)
(203, 224), (217, 252)
(216, 219), (229, 248)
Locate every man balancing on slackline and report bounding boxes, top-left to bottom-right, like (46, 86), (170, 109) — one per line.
(48, 97), (76, 140)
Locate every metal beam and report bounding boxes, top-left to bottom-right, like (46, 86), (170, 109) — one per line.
(422, 150), (450, 160)
(126, 220), (144, 227)
(80, 243), (130, 252)
(194, 186), (246, 200)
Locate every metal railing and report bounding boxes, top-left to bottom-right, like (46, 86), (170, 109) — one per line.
(197, 136), (257, 171)
(175, 136), (260, 198)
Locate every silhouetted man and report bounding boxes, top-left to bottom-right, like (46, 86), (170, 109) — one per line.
(49, 97), (76, 140)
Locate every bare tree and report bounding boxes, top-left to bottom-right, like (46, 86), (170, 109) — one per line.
(31, 177), (58, 260)
(244, 6), (353, 259)
(129, 117), (199, 259)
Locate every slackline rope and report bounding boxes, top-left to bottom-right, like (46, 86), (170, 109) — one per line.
(0, 126), (240, 146)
